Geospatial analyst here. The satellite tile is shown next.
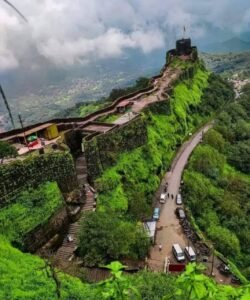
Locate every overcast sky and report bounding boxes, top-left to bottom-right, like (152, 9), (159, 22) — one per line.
(1, 0), (250, 72)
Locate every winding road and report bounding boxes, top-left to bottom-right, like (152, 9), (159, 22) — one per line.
(147, 122), (235, 285)
(148, 125), (211, 268)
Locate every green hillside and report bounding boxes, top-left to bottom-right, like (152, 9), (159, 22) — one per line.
(1, 57), (249, 299)
(184, 90), (250, 279)
(202, 52), (250, 78)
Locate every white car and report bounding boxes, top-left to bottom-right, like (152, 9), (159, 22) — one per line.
(176, 194), (182, 205)
(160, 193), (166, 204)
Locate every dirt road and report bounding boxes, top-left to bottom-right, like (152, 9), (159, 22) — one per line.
(148, 124), (212, 271)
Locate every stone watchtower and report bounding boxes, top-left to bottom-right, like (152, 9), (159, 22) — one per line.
(166, 37), (198, 65)
(176, 38), (192, 56)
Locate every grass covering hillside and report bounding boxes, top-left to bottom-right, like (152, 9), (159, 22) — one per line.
(0, 182), (63, 247)
(0, 237), (98, 300)
(183, 92), (250, 279)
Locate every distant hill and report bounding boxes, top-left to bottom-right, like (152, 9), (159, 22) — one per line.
(204, 37), (250, 53)
(201, 51), (250, 78)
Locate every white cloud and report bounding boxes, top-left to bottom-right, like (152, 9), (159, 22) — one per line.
(0, 0), (249, 71)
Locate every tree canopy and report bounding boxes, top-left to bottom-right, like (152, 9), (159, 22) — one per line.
(78, 211), (149, 266)
(0, 141), (17, 163)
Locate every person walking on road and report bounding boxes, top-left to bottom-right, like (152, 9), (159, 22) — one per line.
(159, 244), (162, 251)
(171, 194), (174, 200)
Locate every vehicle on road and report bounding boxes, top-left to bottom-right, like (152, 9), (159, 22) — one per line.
(153, 207), (160, 221)
(218, 263), (231, 276)
(175, 207), (186, 219)
(176, 193), (182, 205)
(172, 244), (185, 262)
(160, 193), (166, 204)
(231, 275), (241, 284)
(184, 246), (196, 262)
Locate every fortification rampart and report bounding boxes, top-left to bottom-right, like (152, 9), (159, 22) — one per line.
(0, 152), (77, 207)
(84, 115), (148, 180)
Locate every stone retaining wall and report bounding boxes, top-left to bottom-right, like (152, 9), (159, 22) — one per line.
(84, 115), (148, 181)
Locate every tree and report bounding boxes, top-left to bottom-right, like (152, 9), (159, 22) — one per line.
(228, 140), (250, 174)
(128, 190), (151, 220)
(78, 212), (149, 266)
(190, 145), (225, 179)
(0, 141), (17, 163)
(203, 129), (225, 153)
(135, 77), (150, 89)
(207, 225), (241, 258)
(234, 119), (250, 141)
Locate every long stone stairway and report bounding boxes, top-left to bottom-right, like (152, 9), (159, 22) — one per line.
(55, 154), (95, 264)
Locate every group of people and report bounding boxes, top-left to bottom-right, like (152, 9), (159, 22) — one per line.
(163, 182), (175, 199)
(167, 193), (174, 199)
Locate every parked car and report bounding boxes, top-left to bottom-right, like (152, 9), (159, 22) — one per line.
(184, 246), (196, 262)
(153, 207), (160, 221)
(175, 207), (185, 219)
(172, 244), (185, 262)
(160, 193), (166, 204)
(218, 263), (231, 276)
(176, 193), (182, 205)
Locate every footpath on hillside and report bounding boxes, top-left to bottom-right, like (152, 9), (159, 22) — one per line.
(147, 123), (235, 285)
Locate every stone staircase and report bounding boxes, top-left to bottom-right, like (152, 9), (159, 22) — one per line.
(55, 154), (95, 263)
(75, 155), (88, 186)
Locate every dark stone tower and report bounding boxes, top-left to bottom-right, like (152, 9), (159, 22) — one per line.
(166, 37), (198, 65)
(176, 38), (192, 55)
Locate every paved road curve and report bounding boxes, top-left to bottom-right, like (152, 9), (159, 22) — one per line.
(148, 123), (212, 271)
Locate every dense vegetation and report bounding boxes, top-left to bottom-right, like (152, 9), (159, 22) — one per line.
(78, 212), (149, 266)
(183, 90), (250, 278)
(0, 140), (17, 163)
(0, 182), (63, 247)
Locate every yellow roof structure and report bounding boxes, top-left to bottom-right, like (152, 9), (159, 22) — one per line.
(2, 123), (54, 141)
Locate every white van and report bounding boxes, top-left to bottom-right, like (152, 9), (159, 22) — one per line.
(172, 244), (185, 262)
(160, 193), (166, 204)
(184, 246), (196, 262)
(176, 194), (182, 205)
